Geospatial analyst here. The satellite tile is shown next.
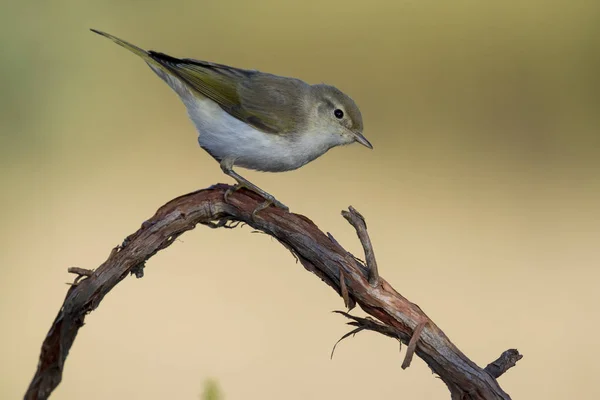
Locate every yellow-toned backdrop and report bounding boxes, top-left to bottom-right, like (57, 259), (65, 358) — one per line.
(1, 1), (598, 399)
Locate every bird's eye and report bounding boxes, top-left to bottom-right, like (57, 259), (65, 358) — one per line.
(334, 109), (344, 119)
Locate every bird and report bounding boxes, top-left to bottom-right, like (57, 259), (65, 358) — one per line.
(91, 29), (372, 214)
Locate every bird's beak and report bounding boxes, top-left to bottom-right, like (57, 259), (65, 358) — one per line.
(351, 130), (373, 149)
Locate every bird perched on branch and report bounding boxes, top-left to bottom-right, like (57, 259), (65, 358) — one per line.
(91, 29), (372, 215)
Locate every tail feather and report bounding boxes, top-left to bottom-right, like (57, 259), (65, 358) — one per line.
(90, 29), (151, 61)
(91, 29), (199, 100)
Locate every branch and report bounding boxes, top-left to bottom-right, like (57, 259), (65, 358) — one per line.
(24, 185), (520, 400)
(342, 206), (380, 286)
(485, 349), (523, 379)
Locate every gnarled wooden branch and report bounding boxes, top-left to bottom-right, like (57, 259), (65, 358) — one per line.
(25, 184), (520, 400)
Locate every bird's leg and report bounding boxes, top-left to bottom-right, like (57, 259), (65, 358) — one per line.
(220, 159), (289, 214)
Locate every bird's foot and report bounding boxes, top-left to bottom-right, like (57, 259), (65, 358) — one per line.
(251, 201), (271, 220)
(251, 196), (288, 221)
(223, 183), (289, 219)
(261, 195), (288, 212)
(223, 183), (245, 204)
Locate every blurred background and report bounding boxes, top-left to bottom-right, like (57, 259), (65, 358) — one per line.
(1, 0), (599, 398)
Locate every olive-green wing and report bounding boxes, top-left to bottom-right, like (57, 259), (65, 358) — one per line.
(148, 52), (308, 134)
(236, 73), (309, 134)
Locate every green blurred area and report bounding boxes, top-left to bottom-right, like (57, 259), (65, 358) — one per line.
(201, 379), (223, 400)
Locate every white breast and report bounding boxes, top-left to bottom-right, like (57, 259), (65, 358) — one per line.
(185, 96), (341, 172)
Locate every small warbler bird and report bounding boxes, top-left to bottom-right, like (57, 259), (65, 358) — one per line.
(91, 29), (372, 212)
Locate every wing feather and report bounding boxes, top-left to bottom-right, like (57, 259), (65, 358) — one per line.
(148, 51), (308, 134)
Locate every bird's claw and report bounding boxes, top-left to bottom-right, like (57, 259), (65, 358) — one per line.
(223, 183), (289, 220)
(269, 198), (289, 212)
(251, 201), (271, 221)
(224, 183), (245, 204)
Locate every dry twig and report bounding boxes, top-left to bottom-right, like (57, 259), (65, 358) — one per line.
(342, 206), (380, 286)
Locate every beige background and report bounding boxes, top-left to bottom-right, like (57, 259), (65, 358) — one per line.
(1, 0), (599, 398)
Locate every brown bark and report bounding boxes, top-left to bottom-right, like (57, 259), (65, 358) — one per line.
(24, 184), (521, 399)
